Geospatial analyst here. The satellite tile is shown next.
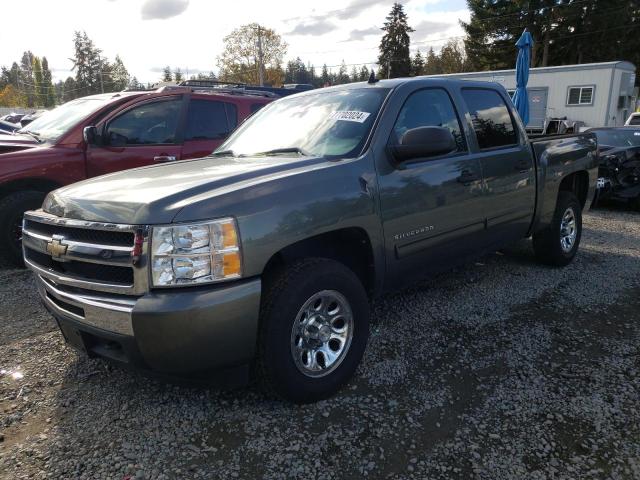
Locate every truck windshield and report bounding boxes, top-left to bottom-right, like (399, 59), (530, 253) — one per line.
(16, 97), (116, 142)
(595, 129), (640, 148)
(217, 88), (390, 158)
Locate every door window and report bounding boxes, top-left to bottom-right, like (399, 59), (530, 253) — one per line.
(461, 88), (518, 149)
(185, 100), (238, 141)
(392, 88), (466, 152)
(106, 97), (182, 146)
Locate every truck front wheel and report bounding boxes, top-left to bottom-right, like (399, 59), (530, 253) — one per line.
(533, 191), (582, 267)
(257, 258), (370, 403)
(0, 191), (45, 267)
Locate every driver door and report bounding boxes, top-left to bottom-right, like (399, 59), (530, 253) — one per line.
(377, 87), (485, 289)
(86, 95), (185, 178)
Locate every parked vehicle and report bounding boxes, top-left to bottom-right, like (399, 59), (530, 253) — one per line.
(625, 112), (640, 126)
(0, 119), (19, 134)
(19, 110), (45, 127)
(0, 85), (275, 265)
(0, 113), (26, 124)
(588, 126), (640, 209)
(24, 77), (598, 402)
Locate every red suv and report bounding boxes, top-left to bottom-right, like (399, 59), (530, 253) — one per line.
(0, 85), (274, 265)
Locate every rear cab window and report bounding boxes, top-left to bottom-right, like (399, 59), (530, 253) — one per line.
(461, 88), (518, 150)
(185, 99), (238, 141)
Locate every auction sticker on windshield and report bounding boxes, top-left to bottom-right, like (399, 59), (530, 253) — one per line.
(329, 111), (371, 123)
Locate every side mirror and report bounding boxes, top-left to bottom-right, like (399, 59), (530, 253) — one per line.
(391, 126), (456, 164)
(83, 126), (99, 146)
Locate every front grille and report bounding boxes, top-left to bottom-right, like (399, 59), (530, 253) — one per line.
(23, 219), (134, 246)
(26, 249), (134, 285)
(22, 212), (144, 294)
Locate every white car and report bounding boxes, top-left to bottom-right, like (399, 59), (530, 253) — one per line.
(625, 112), (640, 126)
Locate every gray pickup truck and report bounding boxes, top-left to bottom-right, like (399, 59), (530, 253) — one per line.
(23, 78), (598, 402)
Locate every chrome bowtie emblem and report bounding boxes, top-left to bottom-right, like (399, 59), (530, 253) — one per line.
(46, 237), (68, 258)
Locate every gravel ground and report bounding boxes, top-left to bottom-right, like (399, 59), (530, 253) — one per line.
(1, 208), (639, 480)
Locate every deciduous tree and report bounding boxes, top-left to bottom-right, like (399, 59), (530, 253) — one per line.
(217, 23), (287, 85)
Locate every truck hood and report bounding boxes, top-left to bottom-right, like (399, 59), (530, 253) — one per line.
(0, 133), (41, 154)
(44, 154), (328, 224)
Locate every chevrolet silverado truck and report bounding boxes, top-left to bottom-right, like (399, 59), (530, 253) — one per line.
(0, 82), (276, 266)
(23, 78), (598, 402)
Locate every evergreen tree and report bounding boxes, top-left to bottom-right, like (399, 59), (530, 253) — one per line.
(54, 80), (65, 104)
(439, 40), (468, 73)
(20, 51), (36, 107)
(63, 76), (78, 102)
(162, 66), (173, 82)
(308, 64), (316, 85)
(350, 65), (359, 82)
(70, 31), (103, 96)
(128, 76), (141, 90)
(378, 3), (414, 78)
(462, 0), (640, 70)
(358, 65), (370, 81)
(320, 64), (330, 86)
(32, 57), (44, 106)
(41, 57), (56, 107)
(174, 68), (183, 83)
(424, 47), (441, 75)
(110, 55), (130, 91)
(336, 61), (350, 84)
(411, 50), (425, 76)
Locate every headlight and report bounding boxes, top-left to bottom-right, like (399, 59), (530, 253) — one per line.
(150, 218), (241, 287)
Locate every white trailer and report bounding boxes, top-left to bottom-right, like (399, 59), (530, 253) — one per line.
(433, 61), (636, 130)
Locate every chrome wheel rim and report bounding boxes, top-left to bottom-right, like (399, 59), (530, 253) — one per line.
(290, 290), (354, 378)
(560, 207), (577, 253)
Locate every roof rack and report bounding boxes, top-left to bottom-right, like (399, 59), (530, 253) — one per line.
(174, 80), (310, 98)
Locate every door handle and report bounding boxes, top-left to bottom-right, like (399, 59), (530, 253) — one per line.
(154, 155), (177, 163)
(457, 169), (479, 185)
(514, 160), (531, 171)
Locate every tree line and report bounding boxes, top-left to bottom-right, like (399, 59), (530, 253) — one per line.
(2, 1), (638, 108)
(0, 53), (56, 108)
(0, 31), (136, 108)
(463, 0), (639, 70)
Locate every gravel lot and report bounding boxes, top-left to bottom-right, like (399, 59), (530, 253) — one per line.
(1, 208), (639, 480)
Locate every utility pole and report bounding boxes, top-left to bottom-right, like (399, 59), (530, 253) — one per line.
(257, 25), (265, 86)
(387, 58), (391, 79)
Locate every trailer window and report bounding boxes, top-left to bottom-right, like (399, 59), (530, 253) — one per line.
(461, 88), (517, 150)
(567, 86), (594, 106)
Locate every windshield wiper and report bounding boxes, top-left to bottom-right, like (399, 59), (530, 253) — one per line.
(18, 130), (43, 143)
(210, 149), (237, 157)
(254, 147), (310, 156)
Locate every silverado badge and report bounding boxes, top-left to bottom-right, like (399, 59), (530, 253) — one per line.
(46, 237), (68, 258)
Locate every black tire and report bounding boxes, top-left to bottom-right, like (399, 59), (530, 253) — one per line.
(533, 191), (582, 267)
(257, 258), (370, 403)
(0, 190), (45, 267)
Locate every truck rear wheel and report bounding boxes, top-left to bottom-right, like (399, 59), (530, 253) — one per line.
(533, 191), (582, 267)
(257, 258), (370, 403)
(0, 191), (45, 267)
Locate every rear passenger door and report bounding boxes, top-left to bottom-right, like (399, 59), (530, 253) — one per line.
(460, 88), (536, 245)
(181, 99), (238, 159)
(377, 87), (485, 288)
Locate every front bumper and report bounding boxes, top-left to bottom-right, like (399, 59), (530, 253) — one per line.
(36, 274), (262, 380)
